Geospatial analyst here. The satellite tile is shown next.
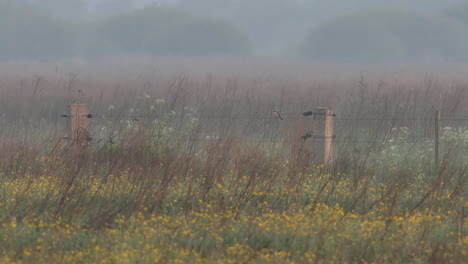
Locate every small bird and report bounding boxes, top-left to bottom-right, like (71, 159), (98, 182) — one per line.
(301, 133), (312, 140)
(273, 111), (283, 120)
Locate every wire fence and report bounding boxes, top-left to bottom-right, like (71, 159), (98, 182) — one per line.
(67, 109), (468, 146)
(81, 113), (467, 121)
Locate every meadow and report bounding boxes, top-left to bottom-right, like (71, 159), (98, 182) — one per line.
(0, 60), (467, 263)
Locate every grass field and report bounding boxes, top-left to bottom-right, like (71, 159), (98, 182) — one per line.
(0, 61), (467, 263)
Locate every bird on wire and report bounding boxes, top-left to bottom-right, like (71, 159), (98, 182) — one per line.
(301, 133), (312, 140)
(273, 111), (283, 120)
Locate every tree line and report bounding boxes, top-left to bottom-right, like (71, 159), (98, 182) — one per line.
(0, 2), (251, 61)
(2, 0), (468, 62)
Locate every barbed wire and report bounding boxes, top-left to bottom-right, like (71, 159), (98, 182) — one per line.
(80, 114), (468, 122)
(60, 110), (468, 146)
(77, 135), (444, 145)
(98, 140), (445, 146)
(59, 105), (468, 122)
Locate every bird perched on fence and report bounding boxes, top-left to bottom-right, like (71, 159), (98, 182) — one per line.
(273, 111), (283, 120)
(301, 133), (312, 140)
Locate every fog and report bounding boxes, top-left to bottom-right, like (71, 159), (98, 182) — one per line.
(1, 0), (468, 63)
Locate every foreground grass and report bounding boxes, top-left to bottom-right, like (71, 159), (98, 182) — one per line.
(2, 206), (466, 263)
(1, 157), (466, 264)
(0, 62), (467, 263)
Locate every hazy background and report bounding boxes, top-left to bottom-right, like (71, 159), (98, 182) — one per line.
(2, 0), (468, 63)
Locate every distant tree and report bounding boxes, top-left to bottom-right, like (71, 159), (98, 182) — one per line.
(178, 0), (315, 56)
(445, 2), (468, 24)
(0, 1), (251, 61)
(301, 11), (468, 63)
(176, 0), (462, 57)
(0, 2), (83, 60)
(90, 6), (252, 56)
(94, 0), (136, 17)
(22, 0), (89, 18)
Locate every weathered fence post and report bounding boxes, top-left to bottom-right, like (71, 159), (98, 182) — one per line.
(312, 107), (335, 165)
(434, 110), (441, 175)
(67, 104), (91, 145)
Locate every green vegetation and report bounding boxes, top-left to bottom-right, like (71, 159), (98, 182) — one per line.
(0, 3), (251, 60)
(3, 0), (468, 61)
(301, 11), (468, 63)
(94, 6), (252, 56)
(445, 2), (468, 24)
(178, 0), (462, 57)
(0, 2), (83, 60)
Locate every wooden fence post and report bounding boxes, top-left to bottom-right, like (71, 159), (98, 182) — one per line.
(312, 107), (335, 165)
(434, 110), (441, 175)
(67, 104), (90, 145)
